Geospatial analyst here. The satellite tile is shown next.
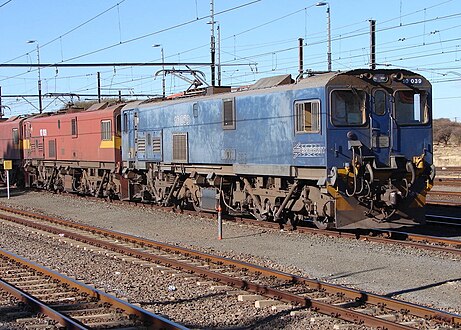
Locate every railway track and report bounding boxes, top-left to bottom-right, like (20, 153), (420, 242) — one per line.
(426, 213), (461, 227)
(122, 192), (461, 253)
(427, 190), (461, 206)
(0, 205), (459, 329)
(0, 247), (186, 329)
(435, 178), (461, 187)
(234, 217), (461, 255)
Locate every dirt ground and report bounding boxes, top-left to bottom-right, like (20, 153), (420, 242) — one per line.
(434, 144), (461, 167)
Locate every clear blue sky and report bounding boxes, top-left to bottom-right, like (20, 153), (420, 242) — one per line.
(0, 0), (460, 119)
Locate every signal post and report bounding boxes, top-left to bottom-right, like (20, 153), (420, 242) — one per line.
(3, 160), (12, 199)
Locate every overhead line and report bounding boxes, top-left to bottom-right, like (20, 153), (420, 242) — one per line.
(1, 0), (127, 65)
(0, 0), (262, 84)
(0, 62), (259, 68)
(57, 0), (262, 64)
(0, 62), (210, 68)
(0, 0), (12, 8)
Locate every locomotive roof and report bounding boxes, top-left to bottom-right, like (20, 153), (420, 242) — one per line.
(124, 71), (338, 111)
(123, 68), (427, 111)
(23, 102), (124, 122)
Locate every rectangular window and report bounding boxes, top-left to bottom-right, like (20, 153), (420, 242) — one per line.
(222, 98), (235, 130)
(295, 100), (320, 134)
(71, 118), (78, 137)
(24, 123), (31, 139)
(394, 90), (428, 125)
(116, 115), (121, 136)
(331, 90), (366, 126)
(123, 113), (128, 133)
(101, 120), (112, 141)
(12, 128), (19, 145)
(57, 120), (61, 129)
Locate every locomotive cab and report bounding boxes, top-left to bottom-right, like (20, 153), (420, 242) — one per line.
(324, 69), (434, 229)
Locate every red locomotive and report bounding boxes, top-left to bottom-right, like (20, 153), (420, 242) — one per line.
(22, 102), (124, 198)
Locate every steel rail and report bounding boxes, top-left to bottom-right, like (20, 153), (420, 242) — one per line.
(427, 200), (461, 206)
(0, 212), (411, 329)
(0, 206), (459, 328)
(428, 190), (461, 197)
(0, 247), (188, 330)
(426, 214), (461, 227)
(237, 217), (461, 255)
(0, 275), (87, 329)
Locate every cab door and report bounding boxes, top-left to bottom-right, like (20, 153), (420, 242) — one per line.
(370, 90), (391, 167)
(121, 109), (137, 163)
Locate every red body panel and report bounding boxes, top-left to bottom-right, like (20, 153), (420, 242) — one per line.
(23, 105), (122, 164)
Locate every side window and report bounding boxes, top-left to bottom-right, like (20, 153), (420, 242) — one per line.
(374, 90), (386, 116)
(331, 90), (366, 126)
(134, 112), (139, 127)
(71, 118), (78, 137)
(123, 113), (128, 133)
(193, 103), (199, 118)
(12, 128), (19, 145)
(57, 120), (61, 129)
(24, 123), (31, 139)
(101, 120), (112, 141)
(222, 98), (235, 130)
(116, 115), (121, 136)
(295, 100), (320, 134)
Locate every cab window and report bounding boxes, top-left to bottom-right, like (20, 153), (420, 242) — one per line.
(374, 90), (386, 116)
(394, 90), (428, 125)
(331, 90), (366, 126)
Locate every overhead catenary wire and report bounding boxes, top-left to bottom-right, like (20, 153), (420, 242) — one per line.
(0, 0), (12, 8)
(2, 0), (461, 115)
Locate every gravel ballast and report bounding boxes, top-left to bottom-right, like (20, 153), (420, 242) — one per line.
(0, 189), (460, 318)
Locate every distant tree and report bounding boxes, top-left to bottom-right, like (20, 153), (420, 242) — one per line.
(434, 124), (453, 144)
(433, 118), (461, 145)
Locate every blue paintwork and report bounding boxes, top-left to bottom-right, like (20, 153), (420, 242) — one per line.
(122, 87), (329, 170)
(325, 90), (433, 171)
(121, 70), (433, 176)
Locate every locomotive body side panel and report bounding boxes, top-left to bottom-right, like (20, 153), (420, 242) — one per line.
(24, 106), (122, 165)
(23, 104), (123, 197)
(127, 84), (329, 175)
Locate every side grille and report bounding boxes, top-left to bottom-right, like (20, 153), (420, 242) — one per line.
(172, 133), (188, 163)
(48, 140), (56, 158)
(152, 137), (161, 153)
(137, 138), (146, 153)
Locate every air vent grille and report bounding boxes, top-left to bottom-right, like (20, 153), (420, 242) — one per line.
(172, 133), (188, 163)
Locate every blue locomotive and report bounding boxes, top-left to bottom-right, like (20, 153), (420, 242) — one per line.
(121, 69), (435, 229)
